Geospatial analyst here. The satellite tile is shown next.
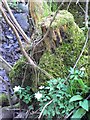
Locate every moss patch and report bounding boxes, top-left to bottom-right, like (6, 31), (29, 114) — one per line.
(0, 93), (9, 107)
(9, 56), (34, 88)
(42, 10), (74, 28)
(39, 10), (88, 85)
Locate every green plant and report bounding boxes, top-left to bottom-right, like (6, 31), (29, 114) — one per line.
(13, 86), (33, 105)
(68, 67), (89, 96)
(43, 2), (52, 17)
(42, 1), (58, 17)
(36, 68), (90, 119)
(13, 68), (89, 119)
(38, 78), (72, 119)
(8, 0), (17, 9)
(70, 98), (90, 119)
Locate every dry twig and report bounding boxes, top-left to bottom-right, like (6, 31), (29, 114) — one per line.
(0, 55), (12, 73)
(38, 100), (53, 119)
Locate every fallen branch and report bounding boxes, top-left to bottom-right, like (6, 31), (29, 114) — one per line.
(38, 100), (53, 119)
(0, 55), (12, 73)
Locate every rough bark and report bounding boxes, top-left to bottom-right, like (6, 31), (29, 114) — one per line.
(28, 0), (44, 26)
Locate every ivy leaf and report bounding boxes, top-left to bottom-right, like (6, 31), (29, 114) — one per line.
(71, 108), (86, 119)
(28, 105), (33, 110)
(77, 79), (85, 89)
(24, 99), (29, 104)
(69, 67), (74, 74)
(70, 75), (75, 79)
(79, 99), (89, 111)
(69, 95), (83, 103)
(26, 86), (30, 91)
(19, 94), (23, 99)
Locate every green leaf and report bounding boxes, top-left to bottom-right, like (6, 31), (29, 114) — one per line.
(25, 99), (29, 104)
(26, 86), (30, 91)
(28, 105), (33, 110)
(77, 79), (85, 89)
(28, 96), (31, 101)
(19, 94), (23, 99)
(69, 67), (74, 74)
(71, 108), (86, 119)
(70, 75), (75, 79)
(46, 96), (51, 100)
(79, 99), (89, 111)
(69, 95), (83, 103)
(75, 70), (79, 74)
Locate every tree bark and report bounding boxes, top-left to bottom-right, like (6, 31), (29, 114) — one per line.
(28, 0), (44, 26)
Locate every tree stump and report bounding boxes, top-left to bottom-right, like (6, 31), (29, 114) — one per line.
(10, 7), (88, 91)
(39, 10), (86, 83)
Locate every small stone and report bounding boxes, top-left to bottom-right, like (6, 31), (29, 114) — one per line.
(6, 35), (13, 39)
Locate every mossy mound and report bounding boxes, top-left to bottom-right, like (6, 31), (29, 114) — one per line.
(0, 93), (9, 107)
(42, 10), (74, 28)
(9, 57), (26, 86)
(39, 10), (88, 84)
(9, 56), (34, 88)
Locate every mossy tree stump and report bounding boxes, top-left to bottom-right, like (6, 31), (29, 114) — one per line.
(9, 9), (89, 90)
(38, 10), (88, 85)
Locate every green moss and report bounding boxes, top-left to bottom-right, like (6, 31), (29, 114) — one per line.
(9, 56), (26, 86)
(9, 56), (35, 89)
(39, 10), (88, 85)
(0, 93), (9, 106)
(42, 10), (74, 29)
(9, 56), (34, 87)
(9, 10), (89, 89)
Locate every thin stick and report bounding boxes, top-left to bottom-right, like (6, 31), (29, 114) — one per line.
(38, 100), (53, 119)
(0, 55), (12, 69)
(0, 55), (12, 73)
(21, 66), (28, 87)
(73, 0), (89, 69)
(77, 3), (85, 14)
(67, 0), (73, 10)
(76, 0), (80, 4)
